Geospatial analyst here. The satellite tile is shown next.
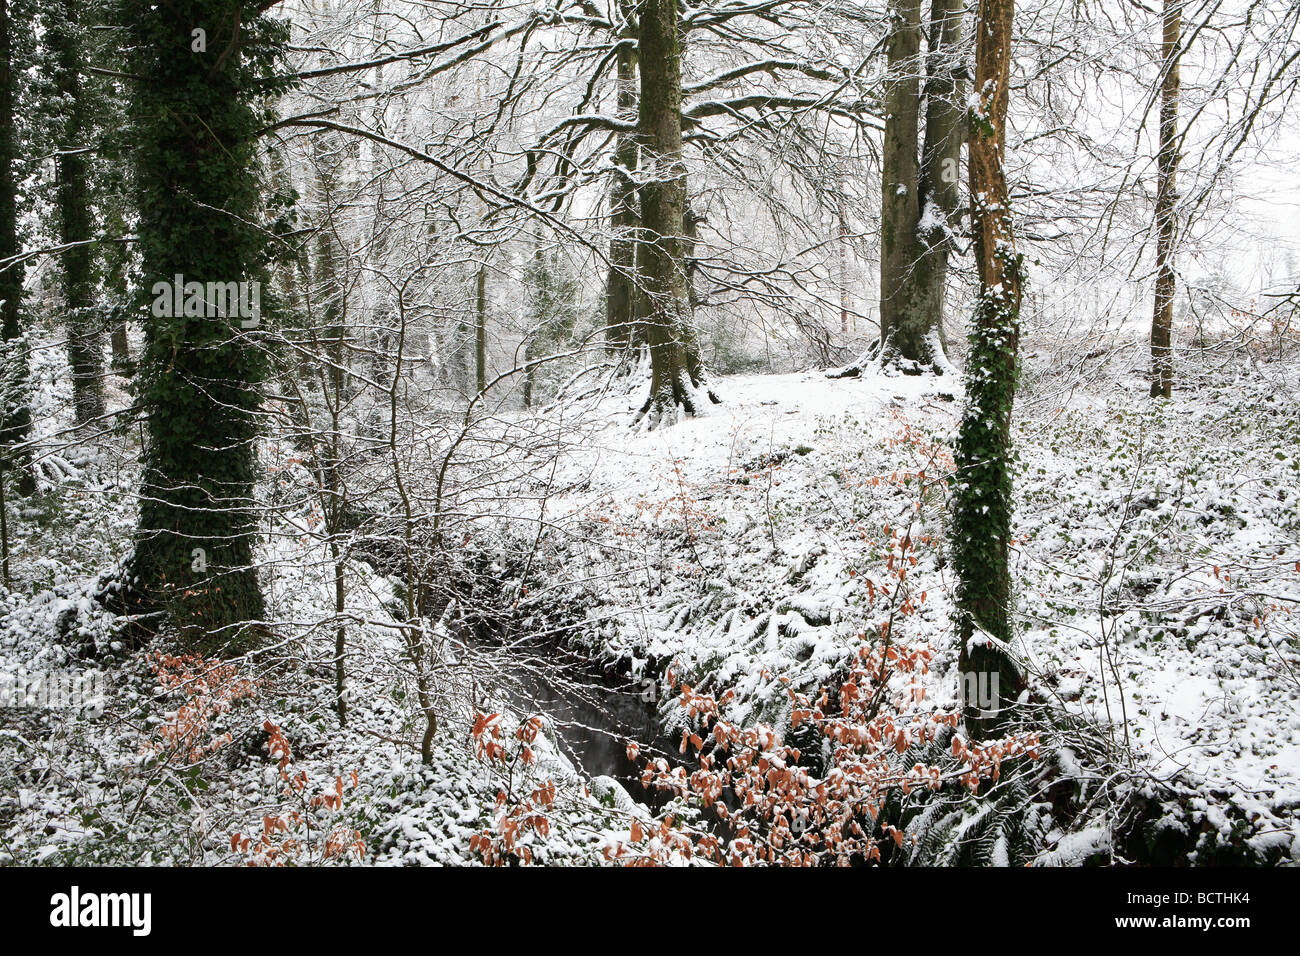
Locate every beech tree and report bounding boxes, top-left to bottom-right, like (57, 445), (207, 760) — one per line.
(912, 0), (965, 366)
(631, 0), (718, 427)
(605, 1), (639, 356)
(834, 0), (964, 378)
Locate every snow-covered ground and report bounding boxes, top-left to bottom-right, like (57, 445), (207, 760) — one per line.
(561, 362), (1296, 778)
(535, 354), (1300, 860)
(2, 344), (1297, 864)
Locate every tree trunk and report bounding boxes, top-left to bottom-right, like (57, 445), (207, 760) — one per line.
(308, 142), (347, 404)
(0, 0), (34, 497)
(606, 24), (639, 355)
(878, 0), (926, 367)
(840, 0), (962, 380)
(50, 0), (105, 425)
(474, 264), (487, 394)
(1150, 0), (1181, 399)
(838, 198), (851, 334)
(632, 0), (716, 427)
(523, 341), (534, 408)
(100, 84), (134, 377)
(0, 467), (8, 587)
(125, 0), (272, 640)
(953, 0), (1024, 737)
(110, 323), (130, 371)
(914, 0), (965, 364)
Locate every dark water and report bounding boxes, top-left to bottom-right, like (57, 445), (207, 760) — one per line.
(467, 637), (678, 808)
(352, 543), (678, 808)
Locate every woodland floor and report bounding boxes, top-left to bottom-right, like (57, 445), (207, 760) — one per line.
(1, 341), (1298, 865)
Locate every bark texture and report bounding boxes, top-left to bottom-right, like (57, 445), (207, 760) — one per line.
(913, 0), (965, 361)
(606, 23), (639, 354)
(475, 264), (487, 394)
(837, 0), (964, 380)
(0, 0), (34, 495)
(878, 0), (926, 365)
(51, 0), (106, 424)
(631, 0), (716, 427)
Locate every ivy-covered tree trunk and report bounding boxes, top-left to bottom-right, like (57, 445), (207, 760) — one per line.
(0, 0), (34, 497)
(631, 0), (717, 428)
(86, 6), (136, 379)
(605, 21), (639, 355)
(50, 0), (106, 425)
(97, 86), (136, 378)
(952, 0), (1024, 736)
(1150, 0), (1181, 399)
(124, 1), (282, 639)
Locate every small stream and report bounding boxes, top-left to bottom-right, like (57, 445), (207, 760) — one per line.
(355, 537), (680, 807)
(466, 635), (679, 808)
